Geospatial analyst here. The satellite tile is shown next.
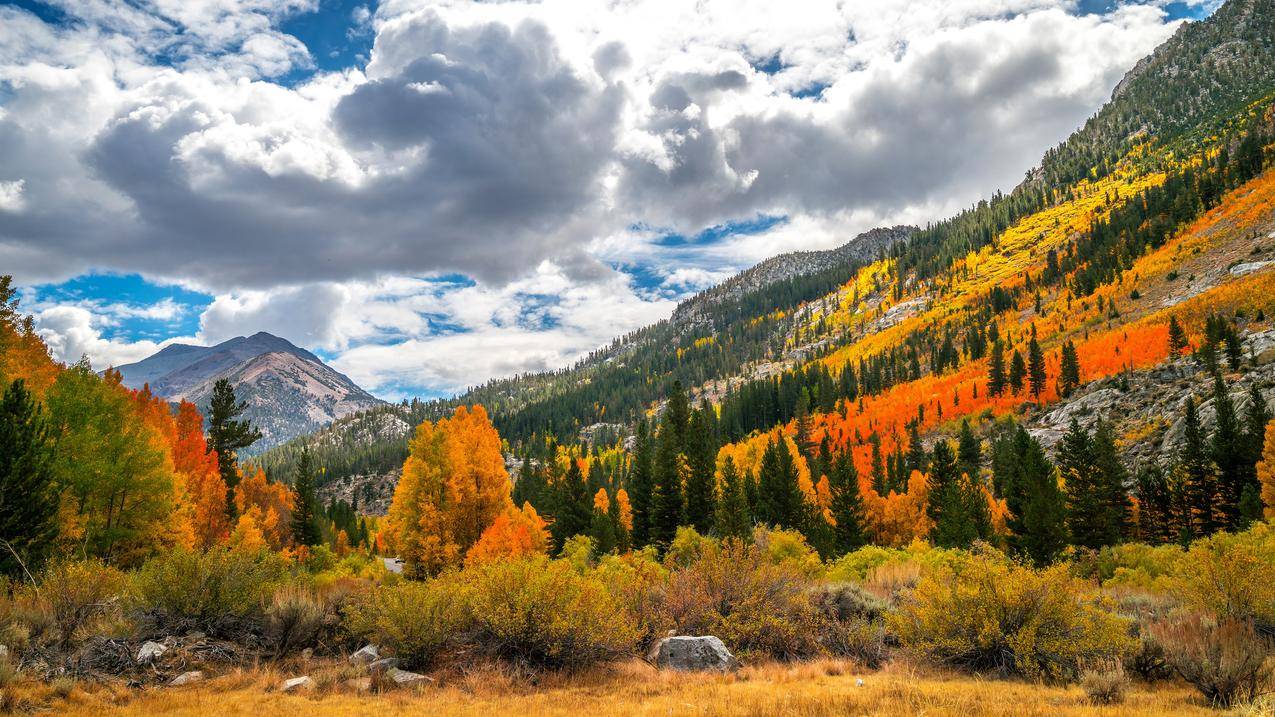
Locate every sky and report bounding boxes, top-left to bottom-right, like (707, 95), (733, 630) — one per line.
(0, 0), (1220, 400)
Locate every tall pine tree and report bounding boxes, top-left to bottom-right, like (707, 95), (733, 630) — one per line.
(756, 437), (803, 530)
(290, 448), (322, 546)
(207, 378), (262, 520)
(0, 379), (59, 577)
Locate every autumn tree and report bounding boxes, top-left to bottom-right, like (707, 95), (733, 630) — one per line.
(589, 488), (617, 555)
(385, 405), (513, 577)
(1258, 420), (1275, 521)
(0, 379), (59, 577)
(235, 466), (294, 551)
(207, 379), (261, 520)
(170, 402), (228, 549)
(465, 502), (549, 566)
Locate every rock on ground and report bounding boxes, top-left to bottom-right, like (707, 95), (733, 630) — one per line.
(169, 671), (204, 687)
(386, 667), (431, 687)
(648, 636), (740, 672)
(281, 676), (314, 693)
(136, 641), (168, 664)
(349, 644), (379, 665)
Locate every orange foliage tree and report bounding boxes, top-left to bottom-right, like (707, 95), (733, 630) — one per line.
(234, 466), (294, 551)
(386, 405), (513, 577)
(1259, 421), (1275, 521)
(465, 502), (549, 566)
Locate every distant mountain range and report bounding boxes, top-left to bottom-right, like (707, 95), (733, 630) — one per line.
(113, 332), (384, 451)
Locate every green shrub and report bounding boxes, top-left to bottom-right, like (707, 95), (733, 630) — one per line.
(1150, 614), (1273, 707)
(889, 548), (1133, 681)
(131, 547), (287, 634)
(343, 576), (471, 669)
(658, 538), (821, 660)
(464, 556), (639, 668)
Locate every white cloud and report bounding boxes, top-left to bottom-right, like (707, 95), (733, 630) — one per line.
(33, 305), (187, 368)
(0, 180), (26, 212)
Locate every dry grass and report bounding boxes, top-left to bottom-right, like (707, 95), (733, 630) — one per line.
(30, 658), (1229, 717)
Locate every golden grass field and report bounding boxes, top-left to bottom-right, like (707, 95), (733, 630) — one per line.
(25, 659), (1259, 717)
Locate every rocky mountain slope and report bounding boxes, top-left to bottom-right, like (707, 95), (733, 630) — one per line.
(114, 332), (384, 451)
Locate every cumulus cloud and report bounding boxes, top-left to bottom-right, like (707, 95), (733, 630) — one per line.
(2, 0), (1205, 395)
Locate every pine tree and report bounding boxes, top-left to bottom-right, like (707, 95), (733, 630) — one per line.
(1059, 340), (1080, 397)
(925, 439), (959, 527)
(1008, 349), (1026, 394)
(512, 454), (547, 512)
(1168, 316), (1189, 355)
(682, 406), (717, 533)
(1179, 396), (1217, 537)
(1027, 329), (1047, 399)
(1209, 372), (1245, 529)
(552, 459), (592, 550)
(756, 437), (803, 530)
(1239, 383), (1269, 526)
(713, 456), (751, 540)
(1134, 464), (1178, 544)
(1090, 421), (1131, 542)
(0, 379), (59, 577)
(650, 410), (685, 549)
(627, 419), (654, 546)
(207, 378), (262, 520)
(869, 434), (888, 495)
(290, 449), (322, 546)
(987, 339), (1007, 396)
(1058, 419), (1107, 548)
(999, 425), (1067, 565)
(932, 472), (992, 548)
(828, 451), (866, 554)
(956, 419), (981, 479)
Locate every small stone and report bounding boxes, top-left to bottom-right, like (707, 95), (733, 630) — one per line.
(280, 676), (314, 693)
(349, 644), (379, 665)
(137, 641), (168, 664)
(368, 657), (399, 674)
(386, 667), (431, 688)
(169, 670), (204, 687)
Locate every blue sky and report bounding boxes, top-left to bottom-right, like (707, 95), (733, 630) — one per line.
(0, 0), (1217, 399)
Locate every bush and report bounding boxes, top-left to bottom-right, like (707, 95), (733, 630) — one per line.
(810, 583), (887, 623)
(1149, 614), (1273, 707)
(264, 583), (328, 657)
(343, 576), (470, 669)
(889, 548), (1133, 681)
(752, 526), (825, 579)
(594, 549), (668, 642)
(1170, 524), (1275, 631)
(810, 583), (892, 667)
(658, 538), (821, 660)
(464, 556), (638, 668)
(131, 547), (287, 635)
(1080, 659), (1129, 705)
(32, 559), (126, 647)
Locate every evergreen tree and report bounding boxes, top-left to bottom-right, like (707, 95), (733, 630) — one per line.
(987, 339), (1007, 396)
(1059, 340), (1081, 397)
(290, 449), (322, 546)
(713, 456), (751, 540)
(1135, 464), (1178, 545)
(1209, 372), (1245, 529)
(1168, 316), (1189, 355)
(1179, 396), (1217, 537)
(869, 434), (888, 495)
(1091, 421), (1131, 542)
(512, 454), (548, 511)
(956, 419), (981, 479)
(650, 410), (685, 548)
(756, 437), (803, 529)
(925, 439), (959, 528)
(207, 378), (262, 519)
(1239, 384), (1270, 526)
(0, 379), (59, 577)
(589, 490), (617, 555)
(931, 473), (992, 549)
(1059, 419), (1120, 549)
(551, 459), (592, 550)
(682, 406), (717, 533)
(1008, 349), (1026, 394)
(1027, 329), (1047, 399)
(627, 420), (654, 546)
(828, 451), (867, 554)
(999, 425), (1067, 565)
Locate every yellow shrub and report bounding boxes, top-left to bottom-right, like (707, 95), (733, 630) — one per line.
(463, 556), (639, 667)
(130, 546), (288, 634)
(1169, 522), (1275, 627)
(890, 548), (1133, 681)
(343, 576), (471, 668)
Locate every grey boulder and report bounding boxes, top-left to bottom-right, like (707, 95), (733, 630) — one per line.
(648, 636), (739, 672)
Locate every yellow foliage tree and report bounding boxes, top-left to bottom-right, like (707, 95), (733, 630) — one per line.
(387, 405), (513, 577)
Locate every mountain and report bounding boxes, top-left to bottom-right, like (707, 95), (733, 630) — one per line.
(261, 0), (1275, 513)
(114, 332), (384, 451)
